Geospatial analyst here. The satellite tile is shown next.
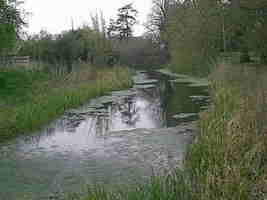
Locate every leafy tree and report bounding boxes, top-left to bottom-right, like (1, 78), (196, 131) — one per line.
(162, 0), (221, 74)
(239, 0), (267, 63)
(107, 3), (138, 41)
(0, 0), (26, 54)
(146, 0), (177, 62)
(19, 25), (116, 69)
(151, 0), (267, 75)
(219, 0), (267, 63)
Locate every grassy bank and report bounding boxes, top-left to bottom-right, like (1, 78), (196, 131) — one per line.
(68, 62), (267, 200)
(187, 62), (267, 200)
(0, 65), (132, 142)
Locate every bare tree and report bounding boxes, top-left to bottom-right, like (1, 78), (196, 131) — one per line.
(146, 0), (173, 40)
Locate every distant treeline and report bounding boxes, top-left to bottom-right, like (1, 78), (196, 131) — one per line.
(15, 4), (167, 71)
(1, 2), (167, 71)
(17, 28), (166, 70)
(3, 0), (266, 75)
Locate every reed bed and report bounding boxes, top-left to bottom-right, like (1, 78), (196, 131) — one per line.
(187, 62), (267, 200)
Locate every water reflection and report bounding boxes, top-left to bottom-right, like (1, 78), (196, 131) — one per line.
(0, 72), (210, 200)
(20, 73), (208, 147)
(110, 88), (164, 131)
(14, 74), (210, 153)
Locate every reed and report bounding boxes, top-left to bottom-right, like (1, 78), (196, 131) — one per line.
(187, 62), (267, 200)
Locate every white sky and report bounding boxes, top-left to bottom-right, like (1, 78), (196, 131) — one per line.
(22, 0), (152, 36)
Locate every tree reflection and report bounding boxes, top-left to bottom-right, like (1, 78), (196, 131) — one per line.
(119, 97), (140, 126)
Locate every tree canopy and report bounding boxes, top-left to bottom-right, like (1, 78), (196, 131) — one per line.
(107, 3), (138, 41)
(152, 0), (267, 74)
(0, 0), (26, 54)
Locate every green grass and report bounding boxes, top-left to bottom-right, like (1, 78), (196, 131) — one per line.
(0, 69), (48, 105)
(0, 66), (132, 142)
(85, 171), (192, 200)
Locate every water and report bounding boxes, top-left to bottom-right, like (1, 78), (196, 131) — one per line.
(0, 72), (209, 199)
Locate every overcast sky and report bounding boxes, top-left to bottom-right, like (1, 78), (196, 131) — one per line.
(23, 0), (152, 36)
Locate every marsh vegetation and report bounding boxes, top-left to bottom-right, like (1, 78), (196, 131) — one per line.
(1, 0), (267, 199)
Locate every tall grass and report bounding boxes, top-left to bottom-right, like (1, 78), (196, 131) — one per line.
(187, 62), (267, 200)
(70, 62), (267, 200)
(0, 65), (132, 142)
(76, 170), (192, 200)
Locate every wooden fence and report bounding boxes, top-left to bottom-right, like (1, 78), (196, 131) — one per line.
(13, 56), (30, 65)
(0, 56), (30, 67)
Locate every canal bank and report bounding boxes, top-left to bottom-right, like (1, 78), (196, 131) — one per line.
(0, 67), (132, 142)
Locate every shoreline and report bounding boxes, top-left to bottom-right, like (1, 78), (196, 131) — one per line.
(0, 66), (132, 143)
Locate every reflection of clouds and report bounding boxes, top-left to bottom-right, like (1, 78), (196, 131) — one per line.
(135, 99), (147, 109)
(17, 86), (166, 154)
(110, 88), (165, 131)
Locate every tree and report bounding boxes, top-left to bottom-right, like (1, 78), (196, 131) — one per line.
(107, 19), (118, 39)
(0, 0), (26, 54)
(161, 0), (222, 74)
(19, 24), (116, 70)
(107, 3), (138, 41)
(147, 0), (175, 39)
(239, 0), (267, 63)
(146, 0), (176, 62)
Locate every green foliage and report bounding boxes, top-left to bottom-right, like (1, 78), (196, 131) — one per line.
(19, 26), (115, 68)
(0, 0), (26, 53)
(0, 66), (132, 142)
(17, 19), (164, 71)
(0, 68), (48, 104)
(164, 1), (220, 75)
(152, 0), (267, 74)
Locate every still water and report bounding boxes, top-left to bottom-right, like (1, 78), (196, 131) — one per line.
(0, 72), (209, 199)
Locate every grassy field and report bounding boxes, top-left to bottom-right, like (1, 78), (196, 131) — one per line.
(0, 65), (132, 142)
(66, 62), (267, 200)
